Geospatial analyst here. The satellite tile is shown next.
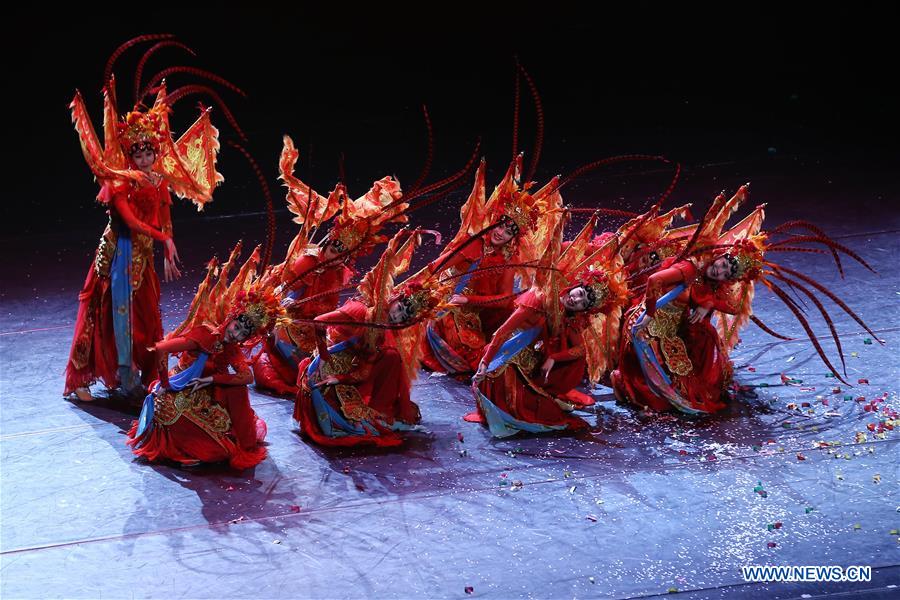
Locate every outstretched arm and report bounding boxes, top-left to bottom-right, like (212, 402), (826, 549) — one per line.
(644, 261), (695, 317)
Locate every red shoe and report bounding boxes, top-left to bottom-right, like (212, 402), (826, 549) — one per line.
(463, 411), (485, 423)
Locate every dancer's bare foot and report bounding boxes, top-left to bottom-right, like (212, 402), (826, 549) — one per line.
(72, 387), (94, 402)
(553, 397), (576, 413)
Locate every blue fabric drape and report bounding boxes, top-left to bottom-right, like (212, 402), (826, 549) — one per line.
(134, 353), (210, 443)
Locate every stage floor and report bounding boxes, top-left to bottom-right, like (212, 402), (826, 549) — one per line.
(2, 157), (898, 599)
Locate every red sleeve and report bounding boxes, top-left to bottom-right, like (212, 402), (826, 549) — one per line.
(151, 335), (200, 389)
(644, 260), (694, 317)
(211, 345), (253, 385)
(481, 306), (537, 366)
(288, 255), (319, 282)
(111, 190), (170, 242)
(158, 188), (173, 240)
(550, 323), (585, 362)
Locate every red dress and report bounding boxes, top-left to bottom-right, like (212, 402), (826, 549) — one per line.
(253, 252), (353, 395)
(293, 299), (420, 447)
(127, 326), (267, 469)
(474, 291), (589, 432)
(612, 258), (735, 414)
(64, 179), (172, 395)
(420, 242), (516, 373)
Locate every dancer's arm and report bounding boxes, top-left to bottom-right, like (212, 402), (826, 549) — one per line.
(213, 346), (253, 386)
(111, 190), (170, 242)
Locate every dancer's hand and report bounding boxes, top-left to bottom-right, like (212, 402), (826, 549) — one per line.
(689, 305), (711, 324)
(187, 376), (213, 394)
(541, 357), (555, 383)
(634, 313), (650, 331)
(163, 257), (182, 282)
(448, 294), (468, 306)
(472, 361), (488, 385)
(163, 239), (182, 282)
(313, 375), (339, 389)
(280, 297), (295, 308)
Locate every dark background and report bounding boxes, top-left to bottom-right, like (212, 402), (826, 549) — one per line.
(5, 3), (898, 240)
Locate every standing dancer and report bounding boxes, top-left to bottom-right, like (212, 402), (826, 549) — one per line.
(65, 78), (223, 400)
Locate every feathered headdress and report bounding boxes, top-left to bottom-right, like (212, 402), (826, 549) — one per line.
(675, 186), (882, 383)
(116, 104), (167, 152)
(71, 45), (230, 209)
(168, 242), (287, 347)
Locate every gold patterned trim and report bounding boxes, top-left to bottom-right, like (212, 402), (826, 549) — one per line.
(153, 388), (232, 434)
(334, 384), (383, 423)
(93, 224), (154, 290)
(644, 303), (694, 377)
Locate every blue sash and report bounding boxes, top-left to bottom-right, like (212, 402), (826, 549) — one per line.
(134, 353), (210, 443)
(631, 284), (705, 415)
(474, 326), (568, 437)
(110, 226), (135, 390)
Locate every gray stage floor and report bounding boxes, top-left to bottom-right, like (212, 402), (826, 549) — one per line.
(1, 156), (898, 599)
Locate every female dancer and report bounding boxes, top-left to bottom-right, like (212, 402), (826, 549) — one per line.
(293, 229), (447, 447)
(612, 184), (882, 414)
(128, 245), (284, 468)
(66, 78), (222, 400)
(471, 213), (629, 437)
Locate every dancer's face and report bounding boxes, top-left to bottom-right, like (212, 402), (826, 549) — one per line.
(563, 286), (591, 312)
(224, 316), (254, 343)
(388, 299), (412, 324)
(323, 242), (344, 261)
(490, 220), (517, 247)
(705, 256), (733, 282)
(130, 147), (157, 173)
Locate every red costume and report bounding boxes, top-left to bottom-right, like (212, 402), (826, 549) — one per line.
(613, 256), (737, 413)
(253, 135), (406, 395)
(472, 213), (629, 437)
(65, 180), (173, 394)
(64, 74), (222, 397)
(420, 156), (563, 375)
(292, 299), (421, 448)
(128, 244), (283, 468)
(294, 230), (445, 447)
(475, 291), (592, 432)
(612, 184), (881, 415)
(127, 325), (267, 469)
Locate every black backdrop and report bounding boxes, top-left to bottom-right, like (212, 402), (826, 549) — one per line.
(6, 3), (897, 237)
